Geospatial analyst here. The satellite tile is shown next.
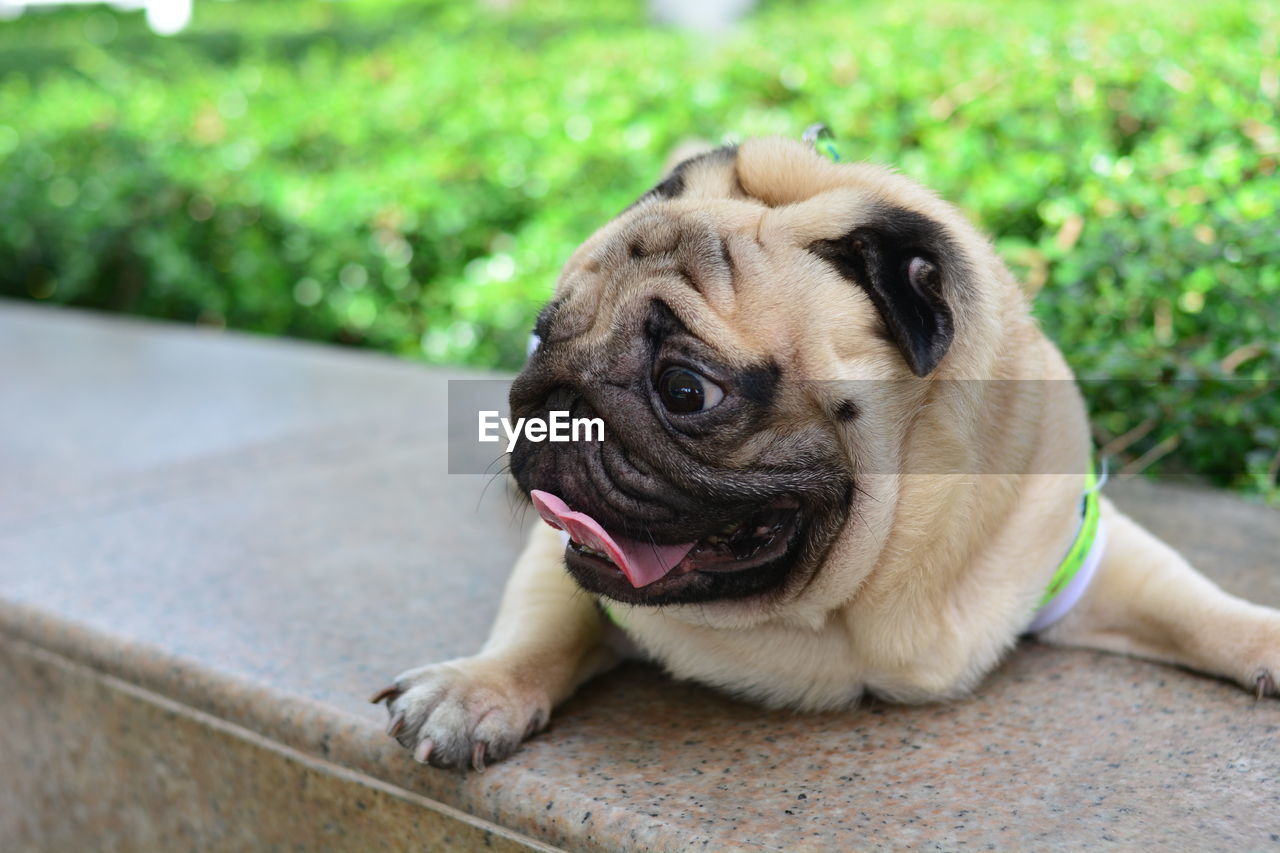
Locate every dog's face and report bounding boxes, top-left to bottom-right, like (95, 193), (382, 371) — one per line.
(509, 138), (1007, 618)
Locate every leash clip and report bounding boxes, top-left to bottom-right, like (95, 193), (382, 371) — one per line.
(802, 123), (841, 162)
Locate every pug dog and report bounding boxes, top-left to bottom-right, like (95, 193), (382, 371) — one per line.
(372, 137), (1280, 770)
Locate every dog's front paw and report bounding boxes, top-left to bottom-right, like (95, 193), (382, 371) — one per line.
(370, 657), (550, 770)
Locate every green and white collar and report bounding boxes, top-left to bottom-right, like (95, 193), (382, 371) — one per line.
(1026, 458), (1107, 633)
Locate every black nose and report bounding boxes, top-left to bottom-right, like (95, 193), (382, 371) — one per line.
(508, 364), (555, 418)
(543, 385), (581, 415)
(508, 371), (583, 420)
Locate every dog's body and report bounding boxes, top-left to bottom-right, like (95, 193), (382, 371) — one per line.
(375, 138), (1280, 769)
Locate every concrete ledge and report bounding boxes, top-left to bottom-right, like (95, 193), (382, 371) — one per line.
(2, 301), (1278, 851)
(1, 634), (555, 851)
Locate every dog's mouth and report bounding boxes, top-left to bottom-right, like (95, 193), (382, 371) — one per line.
(531, 489), (803, 592)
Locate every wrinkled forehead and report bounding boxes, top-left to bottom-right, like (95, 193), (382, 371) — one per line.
(547, 151), (805, 362)
(551, 213), (779, 364)
(562, 145), (767, 278)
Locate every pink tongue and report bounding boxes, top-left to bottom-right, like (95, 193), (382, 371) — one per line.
(530, 490), (696, 588)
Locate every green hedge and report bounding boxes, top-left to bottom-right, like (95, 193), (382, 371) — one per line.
(1, 0), (1276, 499)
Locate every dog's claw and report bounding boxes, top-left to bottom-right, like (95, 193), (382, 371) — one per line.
(1255, 671), (1275, 700)
(369, 684), (399, 705)
(377, 659), (548, 769)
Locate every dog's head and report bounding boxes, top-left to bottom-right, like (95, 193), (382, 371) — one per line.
(509, 137), (1020, 622)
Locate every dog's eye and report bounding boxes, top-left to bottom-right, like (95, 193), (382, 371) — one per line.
(658, 367), (724, 414)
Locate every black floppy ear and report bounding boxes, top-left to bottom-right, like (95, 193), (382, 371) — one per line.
(809, 205), (961, 377)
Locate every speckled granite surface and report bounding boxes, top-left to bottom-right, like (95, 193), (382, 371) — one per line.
(2, 301), (1278, 851)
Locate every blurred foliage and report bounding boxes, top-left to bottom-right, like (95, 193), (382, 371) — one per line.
(0, 0), (1276, 499)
